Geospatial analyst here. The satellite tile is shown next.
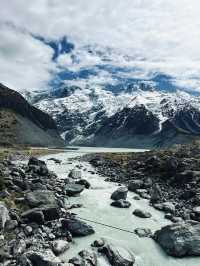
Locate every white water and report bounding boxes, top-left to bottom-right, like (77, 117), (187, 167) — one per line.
(41, 147), (199, 266)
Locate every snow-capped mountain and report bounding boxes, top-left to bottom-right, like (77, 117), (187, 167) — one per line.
(25, 83), (200, 148)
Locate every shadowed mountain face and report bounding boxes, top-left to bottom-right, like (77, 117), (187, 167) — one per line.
(95, 106), (160, 139)
(25, 84), (200, 148)
(0, 84), (64, 147)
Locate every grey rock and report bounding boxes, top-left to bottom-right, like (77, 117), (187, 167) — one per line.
(0, 190), (10, 198)
(193, 206), (200, 215)
(99, 243), (135, 266)
(65, 184), (84, 196)
(171, 216), (183, 223)
(133, 209), (152, 218)
(13, 239), (26, 256)
(75, 179), (91, 189)
(134, 228), (152, 238)
(5, 219), (18, 231)
(150, 183), (163, 203)
(111, 187), (128, 200)
(25, 190), (57, 208)
(79, 249), (98, 266)
(153, 202), (175, 214)
(110, 200), (131, 208)
(49, 233), (56, 240)
(0, 249), (11, 263)
(175, 170), (200, 183)
(164, 213), (173, 220)
(52, 240), (69, 255)
(128, 180), (144, 192)
(24, 226), (33, 236)
(154, 222), (200, 257)
(69, 256), (82, 266)
(26, 249), (61, 266)
(21, 208), (45, 224)
(16, 254), (32, 266)
(133, 196), (140, 200)
(31, 182), (47, 191)
(28, 157), (46, 167)
(91, 239), (105, 247)
(41, 205), (60, 221)
(61, 218), (95, 236)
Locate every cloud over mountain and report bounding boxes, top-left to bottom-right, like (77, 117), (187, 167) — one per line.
(0, 0), (200, 92)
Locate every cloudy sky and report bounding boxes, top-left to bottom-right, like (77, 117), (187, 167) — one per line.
(0, 0), (200, 93)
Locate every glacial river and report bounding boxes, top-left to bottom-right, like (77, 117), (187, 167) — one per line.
(41, 147), (199, 266)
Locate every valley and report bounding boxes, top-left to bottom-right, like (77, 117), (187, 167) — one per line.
(1, 1), (200, 265)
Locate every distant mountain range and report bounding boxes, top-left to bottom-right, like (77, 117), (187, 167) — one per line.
(24, 83), (200, 148)
(0, 83), (64, 147)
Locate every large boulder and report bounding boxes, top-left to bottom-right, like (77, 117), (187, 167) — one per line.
(65, 184), (84, 196)
(61, 218), (95, 236)
(111, 187), (128, 200)
(111, 200), (131, 208)
(154, 222), (200, 257)
(0, 203), (10, 230)
(25, 190), (57, 208)
(99, 243), (135, 266)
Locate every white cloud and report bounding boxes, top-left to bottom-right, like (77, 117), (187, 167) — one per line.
(0, 0), (200, 92)
(0, 24), (56, 90)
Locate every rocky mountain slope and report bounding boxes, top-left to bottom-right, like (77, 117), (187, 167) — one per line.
(25, 83), (200, 148)
(0, 84), (64, 147)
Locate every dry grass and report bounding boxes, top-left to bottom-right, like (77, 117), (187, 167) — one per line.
(0, 146), (62, 161)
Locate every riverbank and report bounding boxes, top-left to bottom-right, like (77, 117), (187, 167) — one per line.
(84, 143), (200, 222)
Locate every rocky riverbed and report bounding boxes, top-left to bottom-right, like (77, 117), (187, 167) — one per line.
(0, 146), (200, 265)
(0, 154), (100, 265)
(82, 144), (200, 259)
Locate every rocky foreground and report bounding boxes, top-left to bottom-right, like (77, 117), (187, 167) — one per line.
(83, 142), (200, 258)
(1, 144), (200, 265)
(0, 155), (138, 265)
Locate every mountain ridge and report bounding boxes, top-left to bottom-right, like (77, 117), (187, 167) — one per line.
(24, 84), (200, 148)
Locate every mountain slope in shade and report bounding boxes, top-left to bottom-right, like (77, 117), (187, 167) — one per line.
(25, 84), (200, 148)
(0, 83), (64, 147)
